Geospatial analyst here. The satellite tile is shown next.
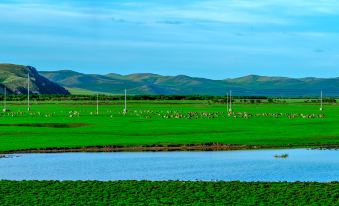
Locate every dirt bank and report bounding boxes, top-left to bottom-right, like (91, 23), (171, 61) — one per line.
(2, 144), (338, 154)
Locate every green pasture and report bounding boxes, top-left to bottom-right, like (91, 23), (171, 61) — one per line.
(1, 181), (338, 205)
(0, 100), (338, 152)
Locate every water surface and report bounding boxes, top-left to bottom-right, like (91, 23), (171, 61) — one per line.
(0, 149), (338, 182)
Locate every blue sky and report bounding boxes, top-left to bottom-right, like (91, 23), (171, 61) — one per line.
(0, 0), (339, 79)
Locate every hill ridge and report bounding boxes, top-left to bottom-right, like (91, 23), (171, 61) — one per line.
(0, 64), (69, 95)
(40, 69), (339, 96)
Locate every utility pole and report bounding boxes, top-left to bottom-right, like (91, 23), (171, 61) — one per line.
(3, 85), (7, 112)
(229, 90), (232, 112)
(226, 92), (229, 112)
(320, 90), (323, 112)
(4, 86), (6, 110)
(123, 89), (127, 114)
(27, 73), (30, 111)
(96, 93), (99, 115)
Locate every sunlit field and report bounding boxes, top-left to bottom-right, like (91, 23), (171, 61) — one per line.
(0, 100), (338, 152)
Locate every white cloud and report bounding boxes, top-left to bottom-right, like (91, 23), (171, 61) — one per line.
(1, 0), (339, 78)
(195, 0), (339, 15)
(0, 1), (288, 25)
(2, 0), (339, 33)
(2, 0), (339, 27)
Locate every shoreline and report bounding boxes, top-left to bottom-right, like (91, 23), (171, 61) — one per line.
(1, 144), (338, 154)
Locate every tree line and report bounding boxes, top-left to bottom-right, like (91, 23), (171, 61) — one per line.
(0, 94), (269, 101)
(0, 94), (336, 103)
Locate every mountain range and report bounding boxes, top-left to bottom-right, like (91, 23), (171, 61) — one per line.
(41, 69), (339, 97)
(0, 64), (338, 96)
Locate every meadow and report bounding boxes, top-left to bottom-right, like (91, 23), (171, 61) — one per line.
(1, 180), (338, 205)
(0, 99), (338, 153)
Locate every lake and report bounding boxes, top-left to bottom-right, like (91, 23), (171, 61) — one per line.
(0, 149), (338, 182)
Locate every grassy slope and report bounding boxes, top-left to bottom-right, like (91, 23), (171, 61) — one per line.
(0, 101), (338, 152)
(64, 87), (115, 95)
(0, 64), (69, 94)
(1, 181), (338, 205)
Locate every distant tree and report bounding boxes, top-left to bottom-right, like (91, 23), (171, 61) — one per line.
(323, 98), (336, 103)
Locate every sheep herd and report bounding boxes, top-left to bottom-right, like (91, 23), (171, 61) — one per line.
(131, 110), (324, 120)
(0, 109), (325, 120)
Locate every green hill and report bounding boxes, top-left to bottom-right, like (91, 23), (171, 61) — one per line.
(225, 75), (339, 96)
(42, 71), (239, 95)
(0, 64), (69, 95)
(40, 70), (339, 96)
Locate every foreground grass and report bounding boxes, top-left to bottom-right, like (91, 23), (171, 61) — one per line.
(0, 181), (338, 205)
(0, 100), (338, 152)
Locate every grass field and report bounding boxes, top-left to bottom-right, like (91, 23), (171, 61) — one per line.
(0, 100), (338, 152)
(1, 180), (338, 205)
(64, 87), (117, 95)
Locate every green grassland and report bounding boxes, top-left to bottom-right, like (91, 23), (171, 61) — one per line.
(64, 87), (116, 95)
(1, 180), (338, 205)
(0, 100), (338, 152)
